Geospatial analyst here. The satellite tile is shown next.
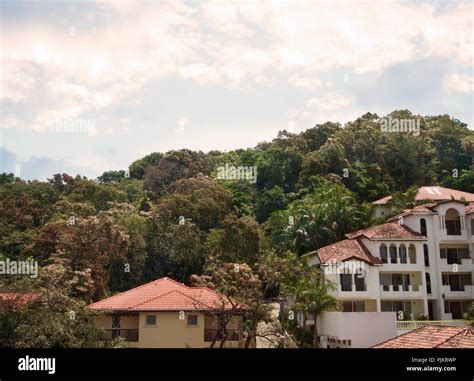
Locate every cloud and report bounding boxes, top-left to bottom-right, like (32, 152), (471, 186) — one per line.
(306, 93), (352, 111)
(444, 73), (474, 93)
(1, 0), (472, 134)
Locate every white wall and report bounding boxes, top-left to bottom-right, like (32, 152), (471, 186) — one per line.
(317, 312), (397, 348)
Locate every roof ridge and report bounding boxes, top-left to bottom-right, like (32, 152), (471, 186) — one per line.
(88, 278), (166, 307)
(131, 288), (212, 310)
(435, 327), (472, 348)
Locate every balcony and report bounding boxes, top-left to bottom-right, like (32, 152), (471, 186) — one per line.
(441, 285), (474, 298)
(379, 258), (421, 272)
(379, 284), (423, 298)
(204, 329), (240, 343)
(104, 329), (139, 342)
(439, 257), (473, 273)
(439, 227), (468, 241)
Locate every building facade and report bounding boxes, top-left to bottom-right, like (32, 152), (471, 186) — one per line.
(303, 198), (474, 347)
(89, 277), (246, 348)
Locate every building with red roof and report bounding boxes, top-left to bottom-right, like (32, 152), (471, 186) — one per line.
(302, 196), (473, 348)
(89, 277), (246, 348)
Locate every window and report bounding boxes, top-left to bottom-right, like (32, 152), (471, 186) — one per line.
(425, 273), (431, 294)
(146, 315), (156, 325)
(442, 273), (472, 291)
(379, 274), (391, 291)
(471, 219), (474, 235)
(423, 244), (429, 267)
(420, 218), (427, 237)
(379, 244), (388, 263)
(399, 245), (407, 264)
(354, 274), (366, 291)
(389, 245), (397, 264)
(342, 301), (365, 312)
(381, 301), (411, 314)
(340, 274), (352, 291)
(440, 248), (447, 259)
(445, 209), (461, 235)
(441, 247), (470, 264)
(112, 316), (121, 329)
(187, 314), (198, 325)
(408, 244), (417, 264)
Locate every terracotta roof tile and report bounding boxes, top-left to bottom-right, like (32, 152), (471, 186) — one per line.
(373, 186), (474, 205)
(88, 277), (235, 312)
(373, 325), (474, 348)
(346, 222), (426, 241)
(312, 238), (382, 265)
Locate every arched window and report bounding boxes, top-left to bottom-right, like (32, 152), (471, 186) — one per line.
(389, 244), (397, 264)
(399, 244), (407, 264)
(409, 244), (417, 264)
(445, 208), (461, 235)
(420, 218), (427, 237)
(379, 244), (388, 263)
(423, 244), (429, 267)
(425, 273), (432, 294)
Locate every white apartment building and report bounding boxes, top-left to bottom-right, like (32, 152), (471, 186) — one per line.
(303, 192), (474, 347)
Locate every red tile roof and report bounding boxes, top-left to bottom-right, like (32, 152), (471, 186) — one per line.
(88, 277), (238, 312)
(346, 222), (426, 241)
(373, 325), (474, 348)
(373, 186), (474, 205)
(308, 238), (382, 265)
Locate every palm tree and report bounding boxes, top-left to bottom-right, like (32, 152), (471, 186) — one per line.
(294, 273), (339, 348)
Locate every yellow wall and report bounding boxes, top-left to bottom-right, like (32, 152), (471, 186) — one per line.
(95, 314), (139, 330)
(138, 311), (205, 348)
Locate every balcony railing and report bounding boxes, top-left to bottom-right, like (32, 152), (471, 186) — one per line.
(380, 284), (420, 292)
(397, 320), (469, 330)
(104, 329), (139, 342)
(204, 329), (240, 342)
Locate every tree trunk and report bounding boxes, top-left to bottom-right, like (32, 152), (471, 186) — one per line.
(313, 318), (319, 348)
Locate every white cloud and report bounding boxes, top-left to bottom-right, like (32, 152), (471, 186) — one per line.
(306, 93), (352, 111)
(444, 73), (474, 93)
(1, 0), (472, 134)
(288, 75), (322, 90)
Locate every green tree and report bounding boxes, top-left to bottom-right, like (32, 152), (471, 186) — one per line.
(293, 273), (338, 348)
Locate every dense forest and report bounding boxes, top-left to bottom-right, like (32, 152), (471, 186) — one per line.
(1, 109), (473, 347)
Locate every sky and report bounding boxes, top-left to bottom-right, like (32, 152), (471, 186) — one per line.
(0, 0), (473, 180)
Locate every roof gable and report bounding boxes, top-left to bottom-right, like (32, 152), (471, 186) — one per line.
(310, 238), (382, 265)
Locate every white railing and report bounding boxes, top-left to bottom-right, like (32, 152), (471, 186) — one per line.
(397, 320), (469, 330)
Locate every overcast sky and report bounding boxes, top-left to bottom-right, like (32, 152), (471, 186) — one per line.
(1, 0), (473, 180)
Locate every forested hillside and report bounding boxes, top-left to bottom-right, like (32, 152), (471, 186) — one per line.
(1, 110), (473, 347)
